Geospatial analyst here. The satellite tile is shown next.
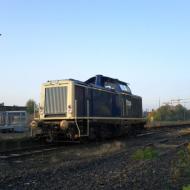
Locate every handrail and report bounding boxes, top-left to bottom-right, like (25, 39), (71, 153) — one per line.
(74, 100), (80, 137)
(87, 100), (90, 136)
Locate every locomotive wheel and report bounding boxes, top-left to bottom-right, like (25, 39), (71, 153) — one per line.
(67, 126), (77, 140)
(46, 131), (55, 143)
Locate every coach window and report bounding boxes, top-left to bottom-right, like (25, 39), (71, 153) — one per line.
(8, 112), (20, 125)
(0, 112), (5, 125)
(20, 112), (26, 124)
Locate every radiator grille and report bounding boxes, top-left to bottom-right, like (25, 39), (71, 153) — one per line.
(45, 87), (67, 115)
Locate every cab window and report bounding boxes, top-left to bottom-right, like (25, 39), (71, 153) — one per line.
(104, 81), (116, 90)
(119, 84), (132, 94)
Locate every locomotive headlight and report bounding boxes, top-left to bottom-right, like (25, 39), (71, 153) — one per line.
(39, 106), (44, 114)
(60, 120), (69, 130)
(67, 105), (72, 114)
(30, 120), (38, 128)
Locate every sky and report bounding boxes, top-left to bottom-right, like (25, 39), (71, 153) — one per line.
(0, 0), (190, 110)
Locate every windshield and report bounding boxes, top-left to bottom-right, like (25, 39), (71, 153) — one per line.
(119, 84), (132, 94)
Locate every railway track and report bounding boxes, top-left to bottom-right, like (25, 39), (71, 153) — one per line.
(0, 125), (190, 161)
(0, 129), (159, 160)
(0, 141), (80, 160)
(0, 146), (60, 159)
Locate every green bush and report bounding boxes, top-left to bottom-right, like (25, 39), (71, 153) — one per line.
(132, 147), (158, 160)
(183, 185), (190, 190)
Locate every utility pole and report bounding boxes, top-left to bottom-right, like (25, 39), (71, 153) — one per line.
(184, 102), (186, 121)
(159, 97), (161, 108)
(33, 103), (36, 119)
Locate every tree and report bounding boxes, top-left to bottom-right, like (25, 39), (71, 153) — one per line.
(147, 104), (190, 122)
(26, 99), (38, 114)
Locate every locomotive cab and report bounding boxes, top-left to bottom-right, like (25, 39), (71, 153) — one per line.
(85, 75), (132, 94)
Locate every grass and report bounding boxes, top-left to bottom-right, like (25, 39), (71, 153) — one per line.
(132, 147), (158, 160)
(170, 143), (190, 189)
(183, 185), (190, 190)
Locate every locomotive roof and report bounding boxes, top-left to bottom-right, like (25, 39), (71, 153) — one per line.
(85, 75), (129, 85)
(73, 75), (132, 94)
(47, 75), (128, 85)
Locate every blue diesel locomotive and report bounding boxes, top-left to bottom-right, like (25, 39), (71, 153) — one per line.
(34, 75), (146, 142)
